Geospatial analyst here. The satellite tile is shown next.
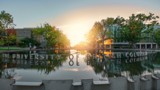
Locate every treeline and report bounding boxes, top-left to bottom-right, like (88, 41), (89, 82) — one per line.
(0, 10), (70, 49)
(86, 13), (160, 49)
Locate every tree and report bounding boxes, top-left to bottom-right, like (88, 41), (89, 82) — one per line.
(19, 37), (40, 47)
(7, 34), (16, 45)
(87, 18), (118, 51)
(86, 22), (103, 50)
(33, 23), (57, 47)
(0, 11), (14, 30)
(3, 29), (16, 46)
(57, 32), (70, 49)
(119, 13), (159, 48)
(33, 23), (70, 48)
(101, 18), (115, 39)
(99, 18), (115, 54)
(0, 10), (15, 46)
(154, 28), (160, 47)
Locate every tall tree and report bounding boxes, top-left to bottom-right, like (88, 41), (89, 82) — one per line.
(86, 22), (103, 50)
(87, 18), (118, 51)
(119, 13), (159, 48)
(33, 23), (70, 48)
(101, 18), (115, 39)
(0, 10), (14, 46)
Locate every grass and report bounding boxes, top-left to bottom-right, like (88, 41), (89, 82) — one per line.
(0, 47), (23, 51)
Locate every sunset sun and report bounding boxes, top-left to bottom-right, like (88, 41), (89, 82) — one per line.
(58, 21), (93, 46)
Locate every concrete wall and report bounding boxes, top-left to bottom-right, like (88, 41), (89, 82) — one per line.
(156, 74), (160, 90)
(0, 79), (15, 90)
(132, 75), (160, 90)
(109, 77), (127, 90)
(0, 74), (160, 90)
(109, 75), (160, 90)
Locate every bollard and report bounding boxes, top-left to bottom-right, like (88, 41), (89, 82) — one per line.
(152, 75), (159, 90)
(127, 77), (135, 90)
(140, 76), (148, 90)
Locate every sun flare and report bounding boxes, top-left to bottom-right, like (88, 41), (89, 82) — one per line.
(58, 22), (92, 46)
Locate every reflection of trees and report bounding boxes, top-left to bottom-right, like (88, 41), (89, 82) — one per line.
(152, 52), (160, 65)
(85, 54), (103, 73)
(32, 53), (69, 74)
(0, 54), (16, 79)
(85, 54), (123, 77)
(0, 54), (3, 77)
(85, 52), (157, 78)
(0, 50), (70, 76)
(121, 60), (144, 76)
(4, 69), (16, 79)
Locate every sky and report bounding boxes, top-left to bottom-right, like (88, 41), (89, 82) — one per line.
(0, 0), (160, 46)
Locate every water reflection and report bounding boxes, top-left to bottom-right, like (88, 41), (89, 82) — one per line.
(0, 50), (70, 78)
(68, 52), (80, 66)
(85, 51), (160, 78)
(0, 50), (160, 81)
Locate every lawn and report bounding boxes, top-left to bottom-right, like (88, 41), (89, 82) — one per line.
(0, 47), (23, 50)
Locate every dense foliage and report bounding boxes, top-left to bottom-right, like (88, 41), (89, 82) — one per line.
(154, 28), (160, 46)
(0, 10), (15, 46)
(32, 23), (70, 48)
(19, 37), (40, 47)
(86, 22), (103, 50)
(87, 13), (159, 49)
(119, 13), (159, 48)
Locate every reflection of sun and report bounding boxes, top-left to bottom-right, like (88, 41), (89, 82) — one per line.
(58, 22), (92, 46)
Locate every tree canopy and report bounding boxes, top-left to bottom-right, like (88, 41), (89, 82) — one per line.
(0, 10), (14, 33)
(154, 28), (160, 47)
(87, 13), (159, 49)
(86, 22), (103, 50)
(33, 23), (70, 48)
(0, 10), (15, 46)
(119, 13), (159, 48)
(86, 18), (117, 50)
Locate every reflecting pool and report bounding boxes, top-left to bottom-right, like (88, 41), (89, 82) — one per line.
(0, 50), (160, 82)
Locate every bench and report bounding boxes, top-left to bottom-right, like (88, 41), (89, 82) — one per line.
(12, 81), (42, 86)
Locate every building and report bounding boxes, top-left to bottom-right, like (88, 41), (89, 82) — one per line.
(15, 28), (32, 42)
(99, 25), (160, 49)
(15, 28), (47, 47)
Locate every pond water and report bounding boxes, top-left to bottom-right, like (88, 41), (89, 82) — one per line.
(0, 50), (160, 82)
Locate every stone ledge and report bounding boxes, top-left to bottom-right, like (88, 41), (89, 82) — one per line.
(140, 77), (148, 81)
(12, 81), (42, 86)
(93, 80), (110, 85)
(127, 77), (135, 83)
(72, 82), (82, 86)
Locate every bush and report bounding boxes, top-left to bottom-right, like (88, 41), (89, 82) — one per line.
(18, 38), (40, 47)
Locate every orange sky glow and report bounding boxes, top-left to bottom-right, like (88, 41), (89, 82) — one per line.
(52, 5), (160, 46)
